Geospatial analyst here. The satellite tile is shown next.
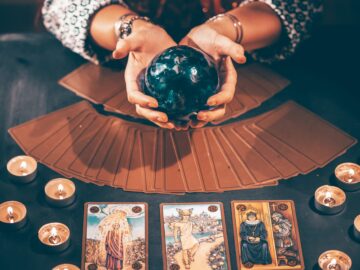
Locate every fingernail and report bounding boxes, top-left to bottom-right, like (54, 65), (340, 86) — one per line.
(198, 114), (207, 121)
(148, 102), (158, 108)
(157, 117), (167, 122)
(208, 100), (216, 106)
(239, 56), (246, 63)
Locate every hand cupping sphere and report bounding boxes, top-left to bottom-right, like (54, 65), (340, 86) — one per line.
(143, 45), (220, 120)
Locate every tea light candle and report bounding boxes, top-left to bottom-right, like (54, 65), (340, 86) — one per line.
(0, 201), (27, 230)
(353, 215), (360, 241)
(335, 162), (360, 191)
(314, 185), (346, 215)
(318, 250), (352, 270)
(38, 222), (70, 252)
(7, 155), (37, 183)
(52, 264), (80, 270)
(44, 178), (76, 207)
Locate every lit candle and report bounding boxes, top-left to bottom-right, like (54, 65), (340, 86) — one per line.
(52, 264), (80, 270)
(7, 206), (15, 223)
(335, 162), (360, 191)
(318, 250), (352, 270)
(0, 201), (27, 230)
(45, 178), (76, 207)
(38, 222), (70, 252)
(7, 155), (37, 183)
(314, 185), (346, 215)
(353, 215), (360, 241)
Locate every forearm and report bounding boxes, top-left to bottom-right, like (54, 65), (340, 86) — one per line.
(90, 4), (132, 51)
(207, 2), (282, 51)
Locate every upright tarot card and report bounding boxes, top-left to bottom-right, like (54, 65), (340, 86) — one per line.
(231, 200), (304, 270)
(82, 202), (148, 270)
(160, 202), (231, 270)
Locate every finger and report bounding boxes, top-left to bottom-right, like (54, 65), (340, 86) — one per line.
(207, 57), (237, 106)
(174, 122), (190, 131)
(135, 105), (169, 123)
(214, 34), (246, 64)
(197, 105), (226, 122)
(113, 33), (144, 59)
(190, 119), (208, 128)
(127, 87), (159, 108)
(112, 39), (131, 59)
(124, 67), (159, 108)
(151, 120), (175, 129)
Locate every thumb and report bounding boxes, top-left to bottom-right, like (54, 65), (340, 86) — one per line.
(112, 39), (131, 59)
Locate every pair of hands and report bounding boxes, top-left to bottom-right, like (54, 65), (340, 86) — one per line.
(248, 236), (261, 243)
(113, 21), (246, 130)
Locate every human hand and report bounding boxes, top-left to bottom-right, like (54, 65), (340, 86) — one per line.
(248, 236), (255, 242)
(180, 23), (246, 128)
(112, 21), (178, 129)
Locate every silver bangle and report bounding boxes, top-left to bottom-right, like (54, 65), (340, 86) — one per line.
(207, 13), (243, 44)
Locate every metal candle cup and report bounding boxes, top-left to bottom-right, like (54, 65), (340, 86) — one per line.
(38, 222), (70, 252)
(0, 201), (27, 230)
(318, 250), (352, 270)
(354, 215), (360, 241)
(314, 185), (346, 215)
(52, 264), (80, 270)
(7, 155), (37, 183)
(45, 178), (76, 207)
(335, 162), (360, 191)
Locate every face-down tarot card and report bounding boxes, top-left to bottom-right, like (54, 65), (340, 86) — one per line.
(160, 202), (231, 270)
(82, 203), (148, 270)
(231, 200), (304, 270)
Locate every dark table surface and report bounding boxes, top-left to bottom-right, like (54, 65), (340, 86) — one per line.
(0, 27), (359, 270)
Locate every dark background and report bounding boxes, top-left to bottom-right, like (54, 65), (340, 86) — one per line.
(0, 1), (360, 270)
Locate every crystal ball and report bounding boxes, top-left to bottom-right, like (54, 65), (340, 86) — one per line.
(143, 45), (220, 119)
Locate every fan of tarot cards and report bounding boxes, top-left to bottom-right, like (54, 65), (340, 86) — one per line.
(8, 47), (357, 193)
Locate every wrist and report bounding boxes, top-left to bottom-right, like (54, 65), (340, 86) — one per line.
(132, 18), (155, 33)
(206, 14), (239, 43)
(115, 15), (153, 39)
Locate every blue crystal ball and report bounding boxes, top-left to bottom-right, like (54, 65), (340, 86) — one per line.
(144, 46), (220, 119)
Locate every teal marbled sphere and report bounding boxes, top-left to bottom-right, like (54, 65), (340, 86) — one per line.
(144, 45), (220, 119)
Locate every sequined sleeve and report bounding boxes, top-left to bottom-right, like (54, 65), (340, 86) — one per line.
(42, 0), (128, 64)
(240, 0), (323, 63)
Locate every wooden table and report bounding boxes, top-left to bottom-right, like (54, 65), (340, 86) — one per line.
(0, 28), (359, 269)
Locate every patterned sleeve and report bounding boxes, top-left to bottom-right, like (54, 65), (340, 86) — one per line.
(42, 0), (128, 64)
(240, 0), (323, 63)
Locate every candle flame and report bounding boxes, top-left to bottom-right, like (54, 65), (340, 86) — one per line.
(345, 168), (356, 183)
(7, 206), (15, 223)
(50, 227), (58, 238)
(328, 258), (339, 270)
(19, 161), (28, 175)
(57, 184), (64, 194)
(325, 191), (332, 198)
(7, 206), (13, 216)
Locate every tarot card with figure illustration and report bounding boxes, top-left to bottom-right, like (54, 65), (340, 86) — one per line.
(160, 202), (231, 270)
(231, 200), (304, 270)
(81, 202), (148, 270)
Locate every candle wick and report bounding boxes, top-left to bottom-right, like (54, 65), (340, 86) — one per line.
(49, 227), (61, 244)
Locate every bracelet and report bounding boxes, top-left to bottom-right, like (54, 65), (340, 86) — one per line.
(114, 15), (151, 39)
(207, 13), (243, 44)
